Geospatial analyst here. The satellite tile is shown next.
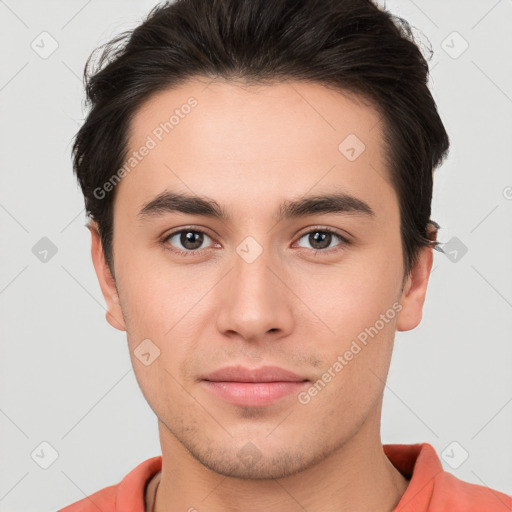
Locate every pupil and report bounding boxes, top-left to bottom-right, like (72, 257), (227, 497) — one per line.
(181, 231), (203, 250)
(310, 231), (330, 249)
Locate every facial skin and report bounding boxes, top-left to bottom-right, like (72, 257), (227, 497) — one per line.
(90, 78), (434, 511)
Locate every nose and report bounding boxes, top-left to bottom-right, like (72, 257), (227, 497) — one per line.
(214, 242), (295, 344)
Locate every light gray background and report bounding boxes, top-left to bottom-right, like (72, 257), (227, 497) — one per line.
(0, 1), (511, 511)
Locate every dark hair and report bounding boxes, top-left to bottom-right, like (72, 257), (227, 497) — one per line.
(72, 0), (449, 279)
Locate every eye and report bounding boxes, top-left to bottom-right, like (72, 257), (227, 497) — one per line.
(161, 226), (349, 257)
(163, 228), (215, 256)
(295, 228), (348, 253)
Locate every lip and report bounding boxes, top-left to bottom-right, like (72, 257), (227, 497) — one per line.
(201, 365), (309, 407)
(202, 365), (307, 383)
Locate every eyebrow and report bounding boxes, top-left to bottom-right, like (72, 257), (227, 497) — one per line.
(137, 190), (375, 223)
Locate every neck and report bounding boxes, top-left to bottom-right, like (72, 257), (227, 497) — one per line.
(149, 409), (409, 512)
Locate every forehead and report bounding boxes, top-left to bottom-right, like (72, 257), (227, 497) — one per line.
(115, 78), (394, 220)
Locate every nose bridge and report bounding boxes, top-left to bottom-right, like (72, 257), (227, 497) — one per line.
(215, 235), (294, 340)
(234, 239), (275, 297)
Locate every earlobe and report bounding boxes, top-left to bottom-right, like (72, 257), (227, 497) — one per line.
(88, 220), (126, 332)
(396, 242), (435, 332)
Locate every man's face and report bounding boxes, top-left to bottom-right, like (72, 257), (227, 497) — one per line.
(92, 79), (431, 478)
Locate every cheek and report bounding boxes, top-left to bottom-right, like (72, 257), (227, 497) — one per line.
(116, 260), (215, 363)
(114, 241), (182, 321)
(119, 276), (167, 334)
(291, 251), (402, 397)
(297, 271), (399, 422)
(313, 280), (399, 376)
(302, 255), (402, 335)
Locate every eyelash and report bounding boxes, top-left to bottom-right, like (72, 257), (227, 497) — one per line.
(161, 226), (350, 257)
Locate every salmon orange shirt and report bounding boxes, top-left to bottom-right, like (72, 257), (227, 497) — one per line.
(59, 443), (512, 511)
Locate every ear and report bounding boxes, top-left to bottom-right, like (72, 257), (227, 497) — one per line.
(88, 220), (126, 331)
(396, 226), (436, 332)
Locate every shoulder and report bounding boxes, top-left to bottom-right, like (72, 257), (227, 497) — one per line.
(385, 443), (511, 511)
(58, 484), (118, 511)
(58, 456), (162, 512)
(430, 471), (512, 511)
